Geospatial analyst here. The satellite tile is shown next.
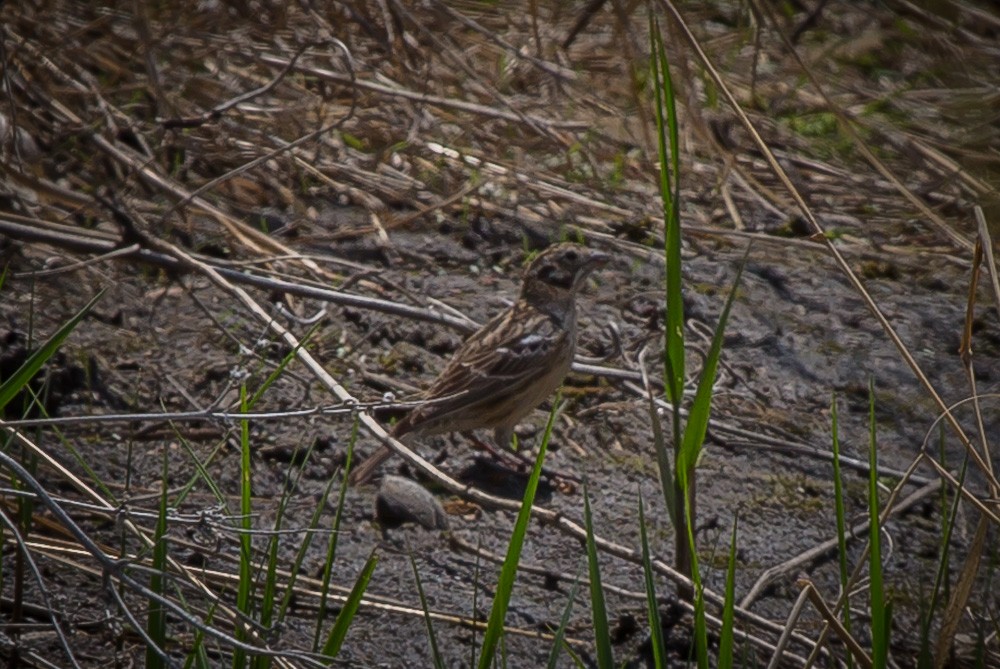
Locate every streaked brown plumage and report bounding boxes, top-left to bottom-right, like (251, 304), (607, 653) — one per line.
(348, 242), (608, 485)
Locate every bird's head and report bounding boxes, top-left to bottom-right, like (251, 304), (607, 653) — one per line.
(519, 242), (609, 306)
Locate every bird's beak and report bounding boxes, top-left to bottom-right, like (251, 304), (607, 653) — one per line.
(587, 250), (611, 269)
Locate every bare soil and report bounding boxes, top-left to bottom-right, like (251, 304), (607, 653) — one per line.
(1, 1), (998, 667)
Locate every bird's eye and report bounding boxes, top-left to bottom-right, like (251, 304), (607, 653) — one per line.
(563, 250), (579, 263)
(538, 264), (573, 288)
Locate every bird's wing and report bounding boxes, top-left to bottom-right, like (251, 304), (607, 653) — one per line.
(394, 306), (569, 434)
(433, 307), (565, 392)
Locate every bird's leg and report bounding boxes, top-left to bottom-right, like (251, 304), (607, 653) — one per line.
(463, 431), (582, 485)
(463, 431), (523, 468)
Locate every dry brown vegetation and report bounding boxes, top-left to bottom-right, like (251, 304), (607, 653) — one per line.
(1, 0), (999, 667)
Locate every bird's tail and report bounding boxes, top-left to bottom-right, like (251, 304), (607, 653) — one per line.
(347, 444), (393, 485)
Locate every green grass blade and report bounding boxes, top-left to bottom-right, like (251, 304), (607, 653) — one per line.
(279, 467), (337, 620)
(253, 411), (318, 668)
(313, 417), (359, 650)
(321, 550), (378, 657)
(145, 447), (170, 669)
(0, 289), (104, 412)
(677, 253), (746, 488)
(920, 442), (968, 667)
(648, 13), (684, 408)
(182, 598), (218, 669)
(717, 514), (739, 669)
(247, 324), (319, 408)
(410, 554), (444, 669)
(246, 323), (321, 662)
(545, 577), (580, 669)
(561, 643), (588, 669)
(687, 506), (709, 669)
(830, 394), (854, 669)
(233, 385), (253, 669)
(649, 9), (692, 602)
(175, 437), (231, 511)
(867, 380), (888, 667)
(638, 493), (666, 669)
(249, 322), (323, 657)
(583, 482), (614, 668)
(478, 399), (560, 669)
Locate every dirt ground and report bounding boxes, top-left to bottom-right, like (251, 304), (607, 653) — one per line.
(1, 1), (999, 667)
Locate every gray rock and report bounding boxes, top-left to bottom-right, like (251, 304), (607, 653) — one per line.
(375, 475), (450, 530)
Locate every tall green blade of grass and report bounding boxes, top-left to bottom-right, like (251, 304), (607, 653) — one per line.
(685, 498), (708, 669)
(247, 326), (319, 408)
(0, 289), (104, 412)
(867, 381), (888, 667)
(255, 498), (285, 667)
(234, 385), (253, 669)
(320, 550), (378, 657)
(254, 433), (327, 668)
(677, 256), (745, 491)
(410, 554), (444, 669)
(145, 446), (170, 669)
(830, 395), (854, 669)
(499, 631), (509, 667)
(583, 483), (614, 668)
(544, 577), (580, 669)
(268, 438), (325, 613)
(172, 431), (228, 508)
(477, 400), (560, 669)
(245, 327), (326, 667)
(648, 8), (691, 599)
(219, 326), (326, 663)
(313, 417), (359, 651)
(682, 255), (745, 668)
(717, 514), (739, 669)
(285, 470), (337, 623)
(648, 21), (747, 665)
(648, 14), (682, 408)
(638, 493), (666, 669)
(182, 598), (218, 669)
(0, 289), (104, 664)
(919, 439), (967, 668)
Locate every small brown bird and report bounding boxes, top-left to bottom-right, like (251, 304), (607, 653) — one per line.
(348, 242), (609, 485)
